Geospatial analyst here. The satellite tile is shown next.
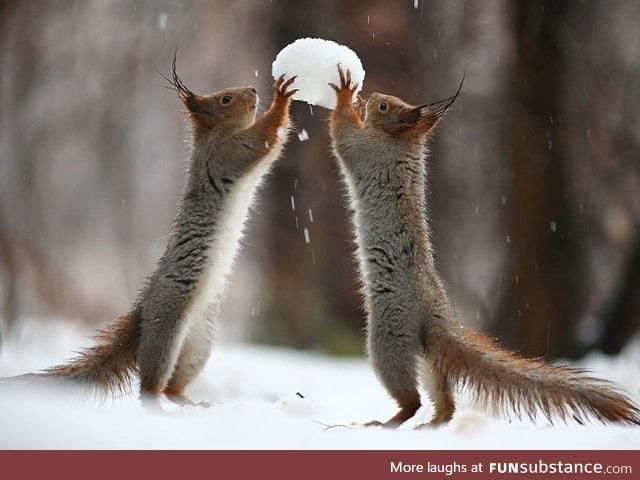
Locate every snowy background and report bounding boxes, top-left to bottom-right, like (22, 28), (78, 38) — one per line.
(2, 0), (640, 359)
(1, 318), (639, 449)
(1, 0), (640, 451)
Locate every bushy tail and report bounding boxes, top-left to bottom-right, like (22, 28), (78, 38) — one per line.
(12, 313), (140, 399)
(431, 326), (640, 425)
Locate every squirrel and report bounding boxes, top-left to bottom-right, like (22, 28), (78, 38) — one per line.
(329, 65), (640, 428)
(6, 59), (297, 409)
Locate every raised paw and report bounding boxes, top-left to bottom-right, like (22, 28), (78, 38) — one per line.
(329, 64), (359, 96)
(329, 64), (360, 113)
(274, 74), (298, 99)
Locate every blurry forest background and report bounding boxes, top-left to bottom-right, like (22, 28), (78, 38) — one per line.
(1, 0), (639, 359)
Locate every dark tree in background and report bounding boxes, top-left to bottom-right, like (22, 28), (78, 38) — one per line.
(559, 2), (640, 356)
(497, 0), (587, 358)
(1, 1), (639, 358)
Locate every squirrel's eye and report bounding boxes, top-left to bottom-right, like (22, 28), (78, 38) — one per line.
(221, 95), (232, 105)
(379, 102), (388, 112)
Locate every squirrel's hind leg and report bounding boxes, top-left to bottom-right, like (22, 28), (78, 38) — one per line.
(366, 396), (422, 429)
(163, 311), (217, 408)
(417, 359), (455, 428)
(366, 331), (422, 428)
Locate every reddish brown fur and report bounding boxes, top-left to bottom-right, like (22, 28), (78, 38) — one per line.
(329, 65), (638, 428)
(430, 326), (640, 425)
(4, 64), (297, 407)
(10, 312), (141, 400)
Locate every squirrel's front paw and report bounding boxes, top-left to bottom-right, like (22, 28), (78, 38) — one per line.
(329, 64), (360, 107)
(330, 64), (358, 92)
(274, 74), (298, 100)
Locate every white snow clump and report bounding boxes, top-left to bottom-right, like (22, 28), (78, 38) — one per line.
(272, 38), (365, 110)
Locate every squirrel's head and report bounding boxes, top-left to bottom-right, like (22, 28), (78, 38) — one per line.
(364, 93), (449, 140)
(185, 87), (258, 131)
(162, 56), (258, 133)
(364, 78), (463, 141)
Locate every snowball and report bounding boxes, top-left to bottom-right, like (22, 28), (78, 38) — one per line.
(272, 38), (365, 110)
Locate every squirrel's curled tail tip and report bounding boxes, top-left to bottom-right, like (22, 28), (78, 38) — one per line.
(433, 326), (640, 426)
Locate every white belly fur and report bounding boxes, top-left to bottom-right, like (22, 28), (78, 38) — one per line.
(178, 157), (275, 354)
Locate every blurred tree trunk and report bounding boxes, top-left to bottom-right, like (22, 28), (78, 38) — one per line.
(560, 1), (640, 355)
(253, 0), (364, 352)
(594, 234), (640, 354)
(497, 0), (586, 358)
(0, 218), (18, 344)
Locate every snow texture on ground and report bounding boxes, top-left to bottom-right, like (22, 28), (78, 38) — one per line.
(1, 318), (639, 449)
(272, 38), (365, 109)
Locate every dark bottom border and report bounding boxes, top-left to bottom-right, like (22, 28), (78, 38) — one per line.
(1, 450), (638, 479)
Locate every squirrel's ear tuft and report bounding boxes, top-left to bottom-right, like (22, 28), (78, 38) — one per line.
(416, 100), (455, 134)
(418, 105), (447, 133)
(416, 74), (465, 134)
(159, 52), (213, 128)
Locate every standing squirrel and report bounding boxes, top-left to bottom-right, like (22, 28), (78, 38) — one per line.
(8, 61), (297, 409)
(329, 65), (640, 428)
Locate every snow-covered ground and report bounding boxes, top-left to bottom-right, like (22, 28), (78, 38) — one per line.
(1, 318), (639, 449)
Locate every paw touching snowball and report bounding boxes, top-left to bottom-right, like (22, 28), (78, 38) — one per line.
(272, 38), (365, 110)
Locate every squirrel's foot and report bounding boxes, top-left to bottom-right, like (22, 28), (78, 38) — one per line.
(166, 392), (212, 409)
(366, 400), (421, 429)
(414, 419), (449, 430)
(414, 412), (453, 430)
(364, 419), (384, 428)
(414, 422), (437, 430)
(364, 419), (401, 429)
